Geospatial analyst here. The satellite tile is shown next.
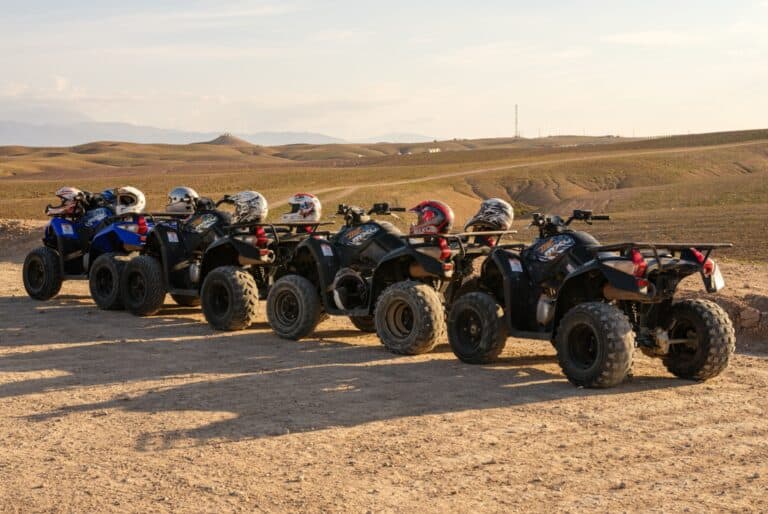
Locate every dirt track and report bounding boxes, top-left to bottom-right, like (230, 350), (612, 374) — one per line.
(1, 233), (767, 512)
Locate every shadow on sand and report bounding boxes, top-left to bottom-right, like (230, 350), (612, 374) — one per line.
(0, 293), (689, 449)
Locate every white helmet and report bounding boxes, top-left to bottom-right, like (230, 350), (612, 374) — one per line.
(46, 186), (86, 216)
(115, 186), (146, 216)
(167, 186), (200, 214)
(229, 190), (268, 224)
(464, 198), (514, 231)
(282, 193), (322, 223)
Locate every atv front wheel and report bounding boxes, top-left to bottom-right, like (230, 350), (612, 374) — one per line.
(121, 255), (166, 316)
(375, 281), (444, 355)
(555, 302), (634, 388)
(448, 292), (507, 364)
(349, 315), (376, 333)
(89, 253), (127, 310)
(201, 266), (258, 331)
(171, 294), (201, 307)
(662, 299), (735, 380)
(266, 275), (322, 340)
(23, 246), (63, 300)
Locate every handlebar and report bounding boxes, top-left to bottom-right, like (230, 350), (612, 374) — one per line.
(530, 209), (611, 237)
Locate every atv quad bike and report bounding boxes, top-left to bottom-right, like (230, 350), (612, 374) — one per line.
(199, 220), (333, 331)
(86, 212), (190, 310)
(266, 202), (445, 354)
(446, 209), (735, 388)
(22, 192), (155, 306)
(120, 198), (232, 318)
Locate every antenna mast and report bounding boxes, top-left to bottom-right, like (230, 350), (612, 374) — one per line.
(515, 104), (519, 138)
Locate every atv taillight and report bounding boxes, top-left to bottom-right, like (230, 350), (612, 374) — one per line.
(630, 248), (649, 287)
(254, 226), (268, 248)
(689, 247), (715, 276)
(481, 235), (496, 247)
(136, 215), (148, 235)
(438, 238), (451, 261)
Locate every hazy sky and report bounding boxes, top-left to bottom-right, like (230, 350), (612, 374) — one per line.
(1, 0), (766, 139)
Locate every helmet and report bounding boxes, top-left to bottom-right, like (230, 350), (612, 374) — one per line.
(115, 186), (146, 215)
(46, 186), (86, 217)
(409, 200), (454, 235)
(464, 198), (515, 231)
(229, 190), (268, 224)
(282, 193), (322, 223)
(100, 189), (116, 205)
(166, 186), (200, 214)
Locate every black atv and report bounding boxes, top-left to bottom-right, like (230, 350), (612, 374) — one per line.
(121, 198), (232, 317)
(446, 209), (735, 388)
(266, 202), (461, 354)
(199, 220), (333, 330)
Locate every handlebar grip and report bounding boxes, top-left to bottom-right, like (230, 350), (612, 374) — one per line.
(592, 215), (610, 220)
(390, 207), (406, 212)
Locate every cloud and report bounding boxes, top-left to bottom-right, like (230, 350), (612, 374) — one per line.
(118, 3), (302, 29)
(54, 76), (70, 93)
(312, 29), (374, 42)
(438, 42), (592, 68)
(600, 30), (706, 47)
(92, 45), (283, 60)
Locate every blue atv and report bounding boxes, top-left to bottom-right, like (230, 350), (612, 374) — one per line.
(85, 212), (154, 310)
(23, 191), (115, 301)
(22, 188), (160, 309)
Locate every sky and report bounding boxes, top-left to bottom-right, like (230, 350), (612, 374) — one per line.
(1, 0), (766, 139)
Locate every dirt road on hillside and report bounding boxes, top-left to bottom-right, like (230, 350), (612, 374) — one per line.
(302, 139), (768, 201)
(1, 225), (767, 512)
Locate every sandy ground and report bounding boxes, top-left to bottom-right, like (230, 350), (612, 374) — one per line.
(1, 225), (767, 512)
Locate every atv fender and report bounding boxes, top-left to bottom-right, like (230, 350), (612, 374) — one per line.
(142, 227), (180, 291)
(373, 245), (449, 282)
(44, 218), (88, 276)
(481, 248), (529, 333)
(201, 237), (266, 279)
(285, 238), (341, 311)
(88, 223), (145, 270)
(551, 259), (649, 334)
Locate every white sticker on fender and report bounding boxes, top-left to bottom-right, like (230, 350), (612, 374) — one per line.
(321, 244), (334, 257)
(508, 258), (523, 272)
(167, 232), (179, 243)
(61, 224), (74, 235)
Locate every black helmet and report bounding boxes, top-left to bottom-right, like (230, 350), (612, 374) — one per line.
(464, 198), (514, 231)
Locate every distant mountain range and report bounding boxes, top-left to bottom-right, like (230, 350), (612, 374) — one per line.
(0, 120), (434, 147)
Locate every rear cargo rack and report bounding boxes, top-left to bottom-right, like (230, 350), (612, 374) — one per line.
(590, 242), (733, 253)
(401, 230), (522, 257)
(589, 242), (733, 273)
(222, 221), (335, 245)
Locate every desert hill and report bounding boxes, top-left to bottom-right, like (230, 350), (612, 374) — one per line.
(1, 128), (766, 259)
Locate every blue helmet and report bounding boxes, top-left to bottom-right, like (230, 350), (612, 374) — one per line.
(100, 189), (116, 205)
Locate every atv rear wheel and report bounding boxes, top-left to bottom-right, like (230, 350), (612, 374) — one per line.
(663, 299), (735, 380)
(555, 302), (634, 388)
(121, 255), (166, 316)
(23, 246), (63, 300)
(201, 266), (258, 331)
(448, 292), (507, 364)
(89, 253), (127, 310)
(375, 281), (444, 355)
(171, 294), (201, 307)
(266, 274), (322, 340)
(349, 315), (376, 333)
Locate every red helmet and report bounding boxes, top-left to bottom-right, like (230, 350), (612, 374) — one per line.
(409, 200), (454, 235)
